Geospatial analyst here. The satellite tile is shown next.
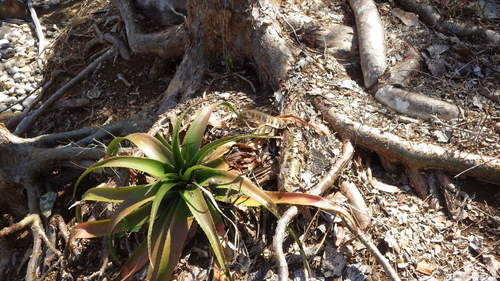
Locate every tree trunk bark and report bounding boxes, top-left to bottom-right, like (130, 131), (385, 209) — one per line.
(157, 0), (295, 112)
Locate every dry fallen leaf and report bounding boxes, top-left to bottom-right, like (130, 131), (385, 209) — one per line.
(416, 261), (436, 275)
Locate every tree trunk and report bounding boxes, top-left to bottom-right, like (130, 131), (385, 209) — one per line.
(157, 0), (295, 112)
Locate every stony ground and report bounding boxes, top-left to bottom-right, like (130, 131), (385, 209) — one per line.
(0, 0), (499, 281)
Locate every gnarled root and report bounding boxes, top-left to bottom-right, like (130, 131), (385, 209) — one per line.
(155, 0), (294, 113)
(0, 118), (149, 280)
(314, 100), (500, 196)
(111, 0), (188, 58)
(395, 0), (500, 45)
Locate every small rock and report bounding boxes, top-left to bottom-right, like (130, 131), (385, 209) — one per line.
(12, 72), (25, 82)
(15, 88), (26, 95)
(1, 48), (15, 59)
(0, 93), (9, 103)
(0, 39), (10, 49)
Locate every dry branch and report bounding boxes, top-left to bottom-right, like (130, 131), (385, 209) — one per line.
(314, 100), (500, 185)
(26, 0), (46, 55)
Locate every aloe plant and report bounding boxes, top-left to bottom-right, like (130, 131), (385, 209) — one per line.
(73, 103), (355, 281)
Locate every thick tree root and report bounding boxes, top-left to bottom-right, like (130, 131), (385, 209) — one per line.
(157, 45), (208, 113)
(374, 44), (460, 121)
(340, 181), (371, 230)
(155, 0), (294, 113)
(273, 206), (299, 281)
(348, 0), (386, 88)
(375, 86), (460, 120)
(314, 100), (500, 195)
(0, 117), (149, 280)
(112, 0), (188, 59)
(396, 0), (500, 45)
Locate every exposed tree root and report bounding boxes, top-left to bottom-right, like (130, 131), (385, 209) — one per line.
(14, 48), (115, 136)
(346, 224), (402, 281)
(374, 43), (460, 121)
(310, 140), (354, 196)
(26, 0), (46, 55)
(112, 0), (188, 59)
(158, 45), (209, 112)
(396, 0), (500, 45)
(339, 181), (371, 230)
(0, 116), (149, 280)
(273, 206), (299, 281)
(375, 85), (460, 120)
(155, 0), (294, 113)
(348, 0), (386, 88)
(315, 100), (500, 196)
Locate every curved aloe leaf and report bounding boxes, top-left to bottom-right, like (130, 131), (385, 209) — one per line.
(154, 133), (173, 151)
(74, 157), (170, 197)
(120, 241), (148, 281)
(202, 141), (235, 163)
(82, 184), (153, 203)
(147, 182), (177, 265)
(172, 104), (197, 170)
(181, 187), (231, 280)
(147, 200), (192, 281)
(72, 219), (112, 239)
(182, 104), (217, 162)
(73, 203), (152, 239)
(108, 193), (157, 236)
(192, 135), (275, 166)
(208, 170), (280, 217)
(214, 186), (356, 227)
(107, 133), (174, 165)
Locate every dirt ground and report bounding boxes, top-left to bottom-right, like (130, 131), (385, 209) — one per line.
(0, 0), (498, 280)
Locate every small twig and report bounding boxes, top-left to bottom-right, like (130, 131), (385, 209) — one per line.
(273, 206), (298, 281)
(14, 49), (115, 136)
(453, 158), (495, 179)
(346, 224), (401, 281)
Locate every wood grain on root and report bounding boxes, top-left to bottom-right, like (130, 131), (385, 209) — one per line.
(314, 100), (500, 185)
(375, 86), (460, 120)
(348, 0), (386, 88)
